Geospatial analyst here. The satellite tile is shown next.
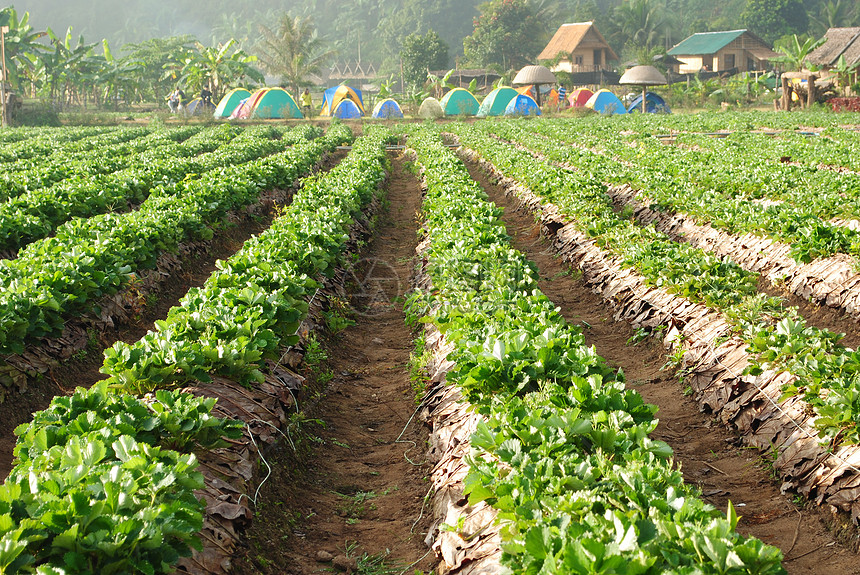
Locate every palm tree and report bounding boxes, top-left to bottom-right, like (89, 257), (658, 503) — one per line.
(255, 14), (336, 95)
(810, 0), (858, 36)
(613, 0), (672, 51)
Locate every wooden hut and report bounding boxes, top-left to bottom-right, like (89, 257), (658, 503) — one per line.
(807, 27), (860, 73)
(538, 22), (618, 74)
(667, 30), (777, 74)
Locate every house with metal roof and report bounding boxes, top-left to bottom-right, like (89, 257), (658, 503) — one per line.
(667, 30), (777, 74)
(807, 27), (860, 69)
(537, 22), (618, 74)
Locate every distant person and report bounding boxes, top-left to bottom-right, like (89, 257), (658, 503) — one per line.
(200, 86), (212, 108)
(557, 84), (566, 112)
(167, 87), (185, 113)
(300, 88), (313, 117)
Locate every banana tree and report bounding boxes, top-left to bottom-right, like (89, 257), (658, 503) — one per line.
(178, 39), (263, 102)
(832, 54), (859, 95)
(0, 7), (46, 91)
(44, 27), (98, 107)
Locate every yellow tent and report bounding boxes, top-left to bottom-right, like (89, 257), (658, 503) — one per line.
(320, 85), (365, 116)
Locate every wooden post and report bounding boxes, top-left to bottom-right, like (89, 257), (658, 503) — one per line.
(0, 26), (8, 128)
(781, 75), (792, 111)
(806, 74), (817, 108)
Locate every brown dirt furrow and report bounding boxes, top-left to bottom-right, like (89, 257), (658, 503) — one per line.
(231, 154), (434, 575)
(464, 157), (860, 575)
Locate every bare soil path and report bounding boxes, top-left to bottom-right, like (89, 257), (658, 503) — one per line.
(232, 155), (434, 574)
(465, 158), (860, 575)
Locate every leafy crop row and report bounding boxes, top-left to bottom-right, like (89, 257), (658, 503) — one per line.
(102, 125), (388, 394)
(0, 124), (320, 255)
(453, 122), (860, 447)
(0, 126), (137, 164)
(0, 124), (342, 363)
(406, 124), (785, 574)
(0, 124), (385, 574)
(487, 120), (860, 264)
(0, 382), (242, 574)
(0, 126), (201, 201)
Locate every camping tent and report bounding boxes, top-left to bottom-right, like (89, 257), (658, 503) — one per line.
(229, 98), (251, 119)
(332, 99), (362, 119)
(214, 88), (251, 118)
(626, 91), (671, 114)
(321, 85), (365, 117)
(517, 85), (559, 108)
(504, 94), (541, 116)
(477, 87), (519, 117)
(372, 99), (404, 119)
(585, 89), (627, 115)
(418, 97), (444, 119)
(249, 88), (303, 119)
(568, 88), (593, 107)
(440, 88), (479, 116)
(184, 98), (209, 116)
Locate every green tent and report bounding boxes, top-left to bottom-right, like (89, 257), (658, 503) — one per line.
(214, 88), (251, 118)
(250, 88), (303, 119)
(477, 87), (519, 117)
(440, 88), (479, 116)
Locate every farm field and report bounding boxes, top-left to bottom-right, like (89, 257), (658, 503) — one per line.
(1, 114), (860, 574)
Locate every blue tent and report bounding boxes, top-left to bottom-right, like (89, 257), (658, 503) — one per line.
(627, 92), (671, 114)
(372, 98), (404, 119)
(332, 99), (362, 119)
(585, 90), (627, 115)
(504, 94), (541, 116)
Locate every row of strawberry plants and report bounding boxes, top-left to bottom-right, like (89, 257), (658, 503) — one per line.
(0, 124), (348, 361)
(0, 124), (315, 256)
(609, 110), (860, 134)
(102, 125), (388, 394)
(0, 126), (125, 162)
(453, 122), (860, 447)
(0, 126), (202, 202)
(0, 373), (243, 573)
(406, 124), (785, 574)
(492, 120), (860, 264)
(0, 126), (150, 164)
(0, 129), (386, 574)
(675, 129), (860, 172)
(0, 124), (381, 574)
(568, 124), (860, 216)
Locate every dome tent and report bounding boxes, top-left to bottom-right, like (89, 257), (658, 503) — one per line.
(477, 87), (519, 117)
(504, 94), (541, 116)
(321, 85), (365, 117)
(517, 85), (559, 108)
(440, 88), (479, 116)
(229, 97), (251, 119)
(585, 89), (627, 115)
(332, 98), (362, 119)
(372, 99), (404, 119)
(214, 88), (251, 118)
(418, 97), (444, 119)
(250, 88), (303, 119)
(627, 91), (671, 114)
(568, 87), (593, 107)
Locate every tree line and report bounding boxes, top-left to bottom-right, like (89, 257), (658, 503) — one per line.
(0, 0), (856, 108)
